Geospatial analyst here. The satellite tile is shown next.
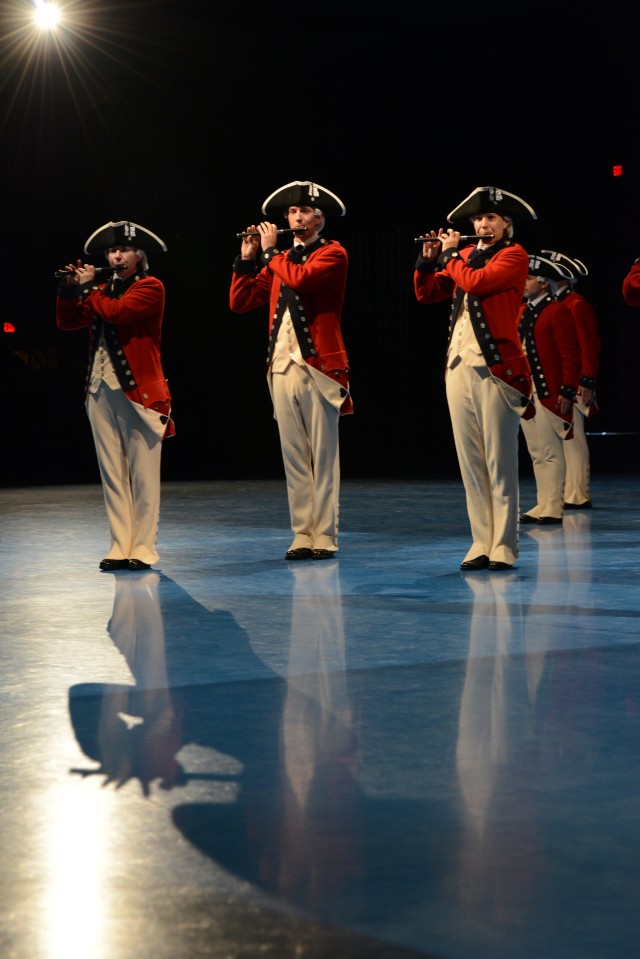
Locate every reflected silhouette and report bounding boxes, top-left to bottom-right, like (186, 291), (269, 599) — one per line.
(266, 562), (361, 907)
(558, 509), (594, 597)
(522, 511), (608, 767)
(522, 522), (568, 701)
(68, 570), (274, 795)
(68, 566), (371, 919)
(171, 561), (368, 920)
(522, 512), (595, 694)
(70, 571), (185, 794)
(456, 571), (521, 839)
(454, 517), (602, 934)
(282, 560), (355, 813)
(455, 572), (544, 923)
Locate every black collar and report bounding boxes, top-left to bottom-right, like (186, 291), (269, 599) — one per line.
(466, 238), (511, 269)
(102, 273), (142, 298)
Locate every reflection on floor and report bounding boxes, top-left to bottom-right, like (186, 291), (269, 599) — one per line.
(1, 476), (639, 959)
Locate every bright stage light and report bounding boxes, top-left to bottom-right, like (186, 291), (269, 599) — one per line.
(33, 1), (61, 30)
(1, 0), (189, 159)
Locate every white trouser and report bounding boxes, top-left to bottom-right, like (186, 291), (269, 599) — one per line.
(563, 404), (590, 504)
(520, 394), (567, 520)
(446, 362), (521, 565)
(271, 363), (341, 551)
(86, 382), (163, 563)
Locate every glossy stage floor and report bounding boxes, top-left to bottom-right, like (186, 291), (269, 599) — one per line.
(1, 474), (639, 959)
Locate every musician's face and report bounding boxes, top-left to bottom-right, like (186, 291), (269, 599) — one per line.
(287, 205), (323, 237)
(472, 213), (510, 242)
(524, 275), (546, 299)
(107, 246), (141, 278)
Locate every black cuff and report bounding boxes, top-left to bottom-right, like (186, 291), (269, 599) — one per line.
(438, 248), (462, 268)
(415, 254), (438, 273)
(57, 280), (79, 299)
(261, 247), (281, 264)
(559, 384), (577, 401)
(79, 284), (99, 299)
(57, 280), (87, 300)
(579, 375), (597, 389)
(232, 255), (258, 275)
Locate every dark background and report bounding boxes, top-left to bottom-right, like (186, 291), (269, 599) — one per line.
(1, 0), (638, 487)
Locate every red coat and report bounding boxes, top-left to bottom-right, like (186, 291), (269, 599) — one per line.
(230, 240), (352, 414)
(517, 298), (581, 423)
(557, 287), (600, 383)
(56, 274), (174, 436)
(622, 261), (640, 307)
(414, 242), (532, 395)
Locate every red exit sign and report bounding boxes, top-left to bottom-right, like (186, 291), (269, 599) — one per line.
(612, 164), (623, 177)
(3, 322), (15, 333)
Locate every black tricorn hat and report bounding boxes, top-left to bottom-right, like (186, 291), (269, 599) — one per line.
(528, 253), (573, 280)
(540, 249), (588, 279)
(84, 220), (168, 255)
(447, 186), (538, 224)
(262, 181), (346, 217)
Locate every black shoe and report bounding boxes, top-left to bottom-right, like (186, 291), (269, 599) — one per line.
(537, 516), (563, 525)
(488, 561), (513, 571)
(460, 555), (490, 570)
(563, 500), (592, 510)
(519, 514), (539, 524)
(128, 559), (151, 570)
(285, 548), (314, 561)
(99, 558), (130, 571)
(312, 548), (337, 560)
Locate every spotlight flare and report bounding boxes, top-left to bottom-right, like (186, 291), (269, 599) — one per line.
(33, 1), (62, 30)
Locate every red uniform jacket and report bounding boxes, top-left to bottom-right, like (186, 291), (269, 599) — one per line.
(622, 261), (640, 307)
(414, 241), (533, 402)
(556, 288), (600, 383)
(517, 297), (581, 425)
(229, 239), (352, 415)
(56, 274), (174, 437)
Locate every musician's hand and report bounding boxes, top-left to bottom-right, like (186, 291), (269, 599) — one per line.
(438, 229), (461, 251)
(76, 261), (96, 283)
(240, 226), (260, 260)
(258, 221), (278, 251)
(578, 385), (594, 407)
(556, 395), (572, 416)
(420, 231), (441, 260)
(61, 260), (95, 284)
